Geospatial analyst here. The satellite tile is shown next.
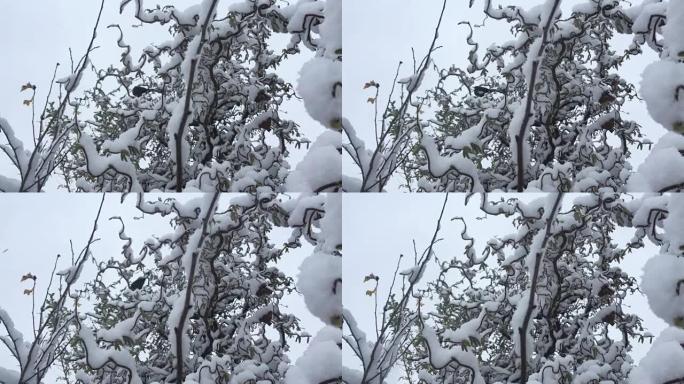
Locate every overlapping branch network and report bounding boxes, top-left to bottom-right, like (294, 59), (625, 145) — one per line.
(0, 191), (342, 384)
(344, 192), (682, 384)
(344, 0), (683, 193)
(0, 0), (342, 193)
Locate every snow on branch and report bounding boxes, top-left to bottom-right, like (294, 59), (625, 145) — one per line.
(0, 0), (106, 192)
(2, 0), (343, 192)
(344, 192), (660, 383)
(0, 195), (106, 384)
(282, 193), (342, 384)
(344, 0), (664, 192)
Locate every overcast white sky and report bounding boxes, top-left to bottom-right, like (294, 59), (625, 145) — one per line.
(0, 193), (320, 381)
(0, 0), (320, 190)
(344, 193), (666, 381)
(343, 0), (664, 186)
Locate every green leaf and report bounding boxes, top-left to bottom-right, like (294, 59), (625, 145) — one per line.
(673, 121), (684, 135)
(674, 317), (684, 329)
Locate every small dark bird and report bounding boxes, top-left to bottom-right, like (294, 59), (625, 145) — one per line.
(259, 311), (273, 325)
(132, 86), (150, 97)
(474, 85), (495, 97)
(256, 283), (273, 297)
(598, 284), (614, 298)
(598, 91), (616, 105)
(254, 90), (271, 103)
(129, 275), (146, 290)
(258, 118), (273, 131)
(602, 311), (616, 325)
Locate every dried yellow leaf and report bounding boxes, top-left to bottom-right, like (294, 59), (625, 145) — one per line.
(20, 273), (36, 282)
(20, 83), (35, 92)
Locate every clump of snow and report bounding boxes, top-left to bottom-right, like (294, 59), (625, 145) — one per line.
(78, 325), (143, 384)
(56, 260), (86, 284)
(442, 314), (483, 344)
(640, 61), (684, 133)
(297, 251), (341, 325)
(77, 133), (143, 191)
(625, 2), (667, 38)
(419, 135), (483, 192)
(573, 360), (616, 384)
(297, 57), (341, 129)
(96, 311), (139, 343)
(284, 194), (325, 231)
(285, 327), (341, 384)
(101, 118), (144, 153)
(56, 60), (88, 93)
(663, 0), (684, 59)
(420, 324), (484, 384)
(641, 253), (684, 325)
(572, 2), (599, 14)
(283, 1), (323, 37)
(629, 326), (684, 384)
(285, 131), (341, 191)
(282, 188), (342, 382)
(0, 116), (43, 191)
(0, 309), (27, 376)
(0, 366), (19, 384)
(398, 71), (426, 93)
(319, 0), (341, 57)
(639, 0), (684, 136)
(400, 263), (427, 284)
(319, 194), (341, 252)
(445, 125), (482, 151)
(664, 194), (684, 255)
(628, 132), (684, 191)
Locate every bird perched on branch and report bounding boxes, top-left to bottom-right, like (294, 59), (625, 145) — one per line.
(256, 283), (273, 297)
(129, 275), (147, 290)
(259, 311), (273, 325)
(474, 85), (496, 97)
(131, 85), (151, 97)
